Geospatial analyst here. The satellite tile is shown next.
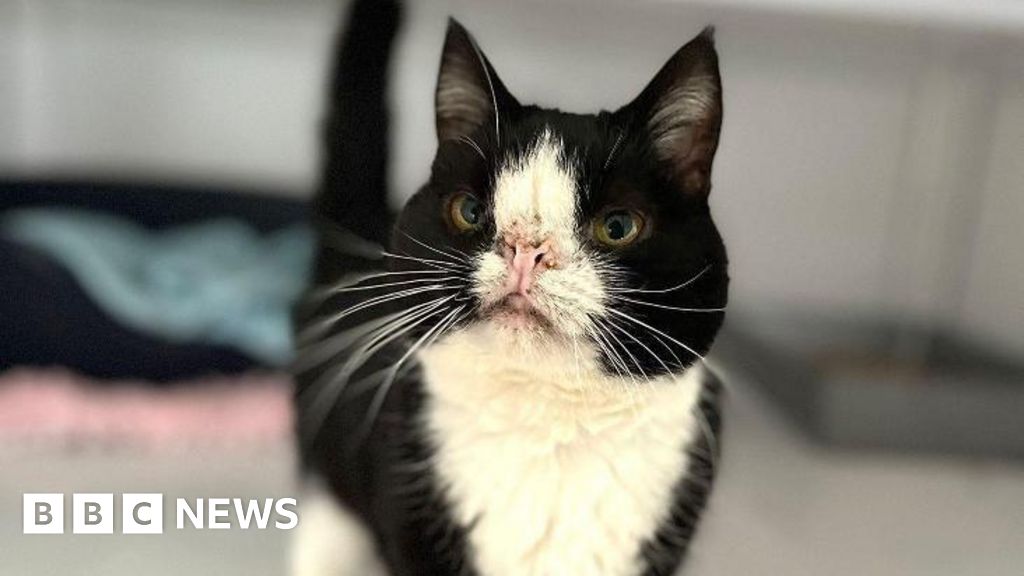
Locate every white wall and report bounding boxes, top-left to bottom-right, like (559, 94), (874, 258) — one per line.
(0, 0), (340, 192)
(0, 0), (1021, 355)
(0, 1), (26, 162)
(960, 48), (1024, 357)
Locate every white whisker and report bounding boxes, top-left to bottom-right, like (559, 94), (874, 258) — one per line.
(355, 305), (466, 444)
(307, 269), (454, 301)
(466, 33), (500, 144)
(610, 264), (712, 295)
(382, 251), (472, 272)
(298, 284), (461, 342)
(328, 276), (466, 294)
(603, 315), (680, 374)
(610, 295), (724, 314)
(457, 134), (486, 160)
(337, 295), (459, 381)
(596, 317), (648, 380)
(603, 129), (625, 172)
(293, 311), (398, 374)
(300, 297), (458, 443)
(295, 296), (451, 374)
(588, 322), (633, 384)
(398, 231), (473, 265)
(606, 308), (706, 362)
(591, 317), (645, 411)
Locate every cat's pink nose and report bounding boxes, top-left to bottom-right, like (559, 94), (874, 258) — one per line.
(505, 239), (555, 296)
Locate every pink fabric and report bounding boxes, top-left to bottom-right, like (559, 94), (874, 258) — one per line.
(0, 368), (293, 448)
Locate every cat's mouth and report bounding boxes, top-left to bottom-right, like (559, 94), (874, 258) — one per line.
(485, 293), (552, 330)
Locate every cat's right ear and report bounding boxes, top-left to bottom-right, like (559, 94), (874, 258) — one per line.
(435, 19), (517, 143)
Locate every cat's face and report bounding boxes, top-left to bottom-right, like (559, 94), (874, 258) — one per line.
(392, 21), (727, 379)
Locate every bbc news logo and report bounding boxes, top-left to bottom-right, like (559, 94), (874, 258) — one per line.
(23, 494), (298, 534)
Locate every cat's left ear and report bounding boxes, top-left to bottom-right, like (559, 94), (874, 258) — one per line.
(435, 19), (519, 144)
(622, 27), (722, 198)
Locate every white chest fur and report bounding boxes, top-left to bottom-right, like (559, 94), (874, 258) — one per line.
(419, 327), (704, 576)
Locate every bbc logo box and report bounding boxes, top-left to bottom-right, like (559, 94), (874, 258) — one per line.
(23, 493), (163, 535)
(23, 494), (64, 534)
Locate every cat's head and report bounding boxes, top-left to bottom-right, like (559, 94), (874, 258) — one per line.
(392, 20), (727, 379)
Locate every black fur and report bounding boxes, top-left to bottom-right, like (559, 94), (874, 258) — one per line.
(311, 0), (399, 285)
(295, 0), (728, 573)
(640, 373), (724, 575)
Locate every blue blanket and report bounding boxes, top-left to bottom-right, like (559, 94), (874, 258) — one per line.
(2, 209), (313, 366)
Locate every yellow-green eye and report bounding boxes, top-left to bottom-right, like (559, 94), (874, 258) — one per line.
(594, 209), (644, 247)
(449, 192), (483, 232)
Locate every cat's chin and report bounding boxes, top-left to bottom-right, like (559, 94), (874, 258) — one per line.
(484, 294), (553, 332)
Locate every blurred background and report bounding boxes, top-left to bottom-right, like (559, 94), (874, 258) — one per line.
(1, 0), (1022, 574)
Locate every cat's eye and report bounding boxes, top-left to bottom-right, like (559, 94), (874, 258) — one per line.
(594, 209), (645, 248)
(449, 192), (484, 232)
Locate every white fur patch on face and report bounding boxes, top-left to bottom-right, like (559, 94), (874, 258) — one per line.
(419, 326), (706, 576)
(471, 129), (607, 339)
(492, 130), (579, 249)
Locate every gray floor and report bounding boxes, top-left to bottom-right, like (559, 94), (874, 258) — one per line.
(3, 371), (1022, 575)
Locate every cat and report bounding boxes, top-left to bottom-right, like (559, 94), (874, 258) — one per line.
(291, 0), (728, 574)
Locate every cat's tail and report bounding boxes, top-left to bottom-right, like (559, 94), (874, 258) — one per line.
(314, 0), (402, 250)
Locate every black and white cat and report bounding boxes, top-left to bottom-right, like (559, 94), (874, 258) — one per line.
(292, 0), (728, 574)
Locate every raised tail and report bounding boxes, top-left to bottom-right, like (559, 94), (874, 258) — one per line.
(314, 0), (401, 253)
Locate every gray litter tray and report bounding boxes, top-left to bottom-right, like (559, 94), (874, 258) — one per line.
(716, 312), (1024, 459)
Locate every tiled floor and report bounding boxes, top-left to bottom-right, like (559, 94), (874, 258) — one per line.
(2, 370), (1022, 575)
